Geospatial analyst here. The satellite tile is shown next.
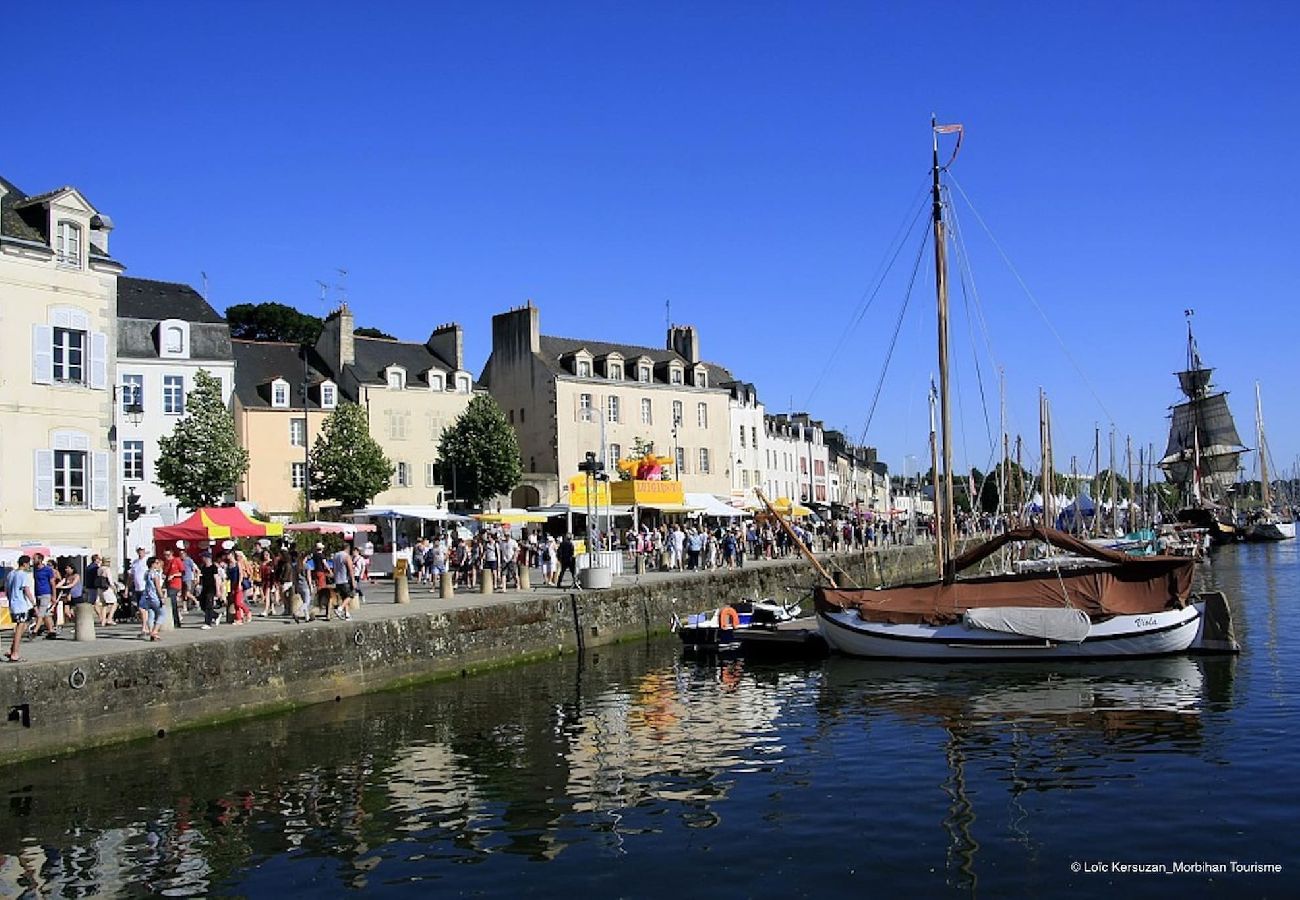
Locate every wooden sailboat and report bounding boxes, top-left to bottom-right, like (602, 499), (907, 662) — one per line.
(1243, 382), (1296, 542)
(787, 120), (1238, 661)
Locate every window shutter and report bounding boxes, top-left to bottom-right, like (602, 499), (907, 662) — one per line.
(91, 451), (110, 509)
(33, 449), (54, 510)
(32, 325), (53, 384)
(89, 331), (108, 389)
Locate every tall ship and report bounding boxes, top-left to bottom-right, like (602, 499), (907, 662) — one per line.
(1157, 315), (1248, 544)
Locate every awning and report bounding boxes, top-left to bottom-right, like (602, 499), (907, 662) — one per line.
(474, 508), (562, 524)
(684, 493), (745, 517)
(154, 506), (283, 543)
(284, 521), (378, 534)
(349, 506), (472, 522)
(0, 544), (97, 564)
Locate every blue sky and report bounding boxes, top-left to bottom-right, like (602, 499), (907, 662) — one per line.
(8, 1), (1297, 480)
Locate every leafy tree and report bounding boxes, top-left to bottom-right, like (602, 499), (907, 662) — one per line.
(354, 326), (396, 339)
(437, 395), (522, 508)
(227, 302), (323, 344)
(156, 369), (249, 509)
(309, 402), (394, 510)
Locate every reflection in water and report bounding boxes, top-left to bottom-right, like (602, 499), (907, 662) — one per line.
(2, 546), (1295, 898)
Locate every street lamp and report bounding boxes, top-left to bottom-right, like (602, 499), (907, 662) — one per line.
(124, 403), (144, 426)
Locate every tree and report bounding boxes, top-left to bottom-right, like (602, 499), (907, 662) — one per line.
(156, 369), (249, 509)
(437, 395), (522, 509)
(354, 326), (396, 340)
(226, 302), (323, 344)
(309, 402), (394, 510)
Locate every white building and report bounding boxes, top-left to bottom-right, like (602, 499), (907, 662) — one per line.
(725, 381), (765, 507)
(116, 276), (235, 546)
(766, 413), (829, 505)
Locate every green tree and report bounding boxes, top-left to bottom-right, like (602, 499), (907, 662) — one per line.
(437, 395), (522, 508)
(226, 301), (323, 344)
(309, 402), (394, 510)
(354, 326), (396, 340)
(155, 368), (249, 509)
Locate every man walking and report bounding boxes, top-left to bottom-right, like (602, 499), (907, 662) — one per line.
(331, 543), (354, 621)
(163, 548), (185, 627)
(197, 551), (222, 629)
(5, 555), (35, 661)
(31, 553), (58, 639)
(556, 534), (581, 589)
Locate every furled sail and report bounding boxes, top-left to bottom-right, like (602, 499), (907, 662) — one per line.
(1160, 386), (1248, 501)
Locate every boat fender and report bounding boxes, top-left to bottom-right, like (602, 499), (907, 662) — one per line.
(719, 606), (741, 630)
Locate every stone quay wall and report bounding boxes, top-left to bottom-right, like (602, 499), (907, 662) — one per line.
(0, 543), (943, 766)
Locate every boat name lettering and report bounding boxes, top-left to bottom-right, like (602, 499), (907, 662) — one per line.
(1134, 616), (1160, 627)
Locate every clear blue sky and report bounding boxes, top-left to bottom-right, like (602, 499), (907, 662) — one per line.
(9, 2), (1297, 481)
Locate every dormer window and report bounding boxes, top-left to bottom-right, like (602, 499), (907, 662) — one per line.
(56, 221), (82, 267)
(694, 367), (708, 388)
(158, 319), (190, 359)
(271, 378), (290, 408)
(577, 360), (591, 377)
(456, 374), (471, 393)
(670, 365), (684, 385)
(607, 362), (623, 380)
(386, 367), (406, 390)
(320, 381), (337, 409)
(638, 365), (651, 383)
(165, 327), (183, 353)
(429, 373), (445, 391)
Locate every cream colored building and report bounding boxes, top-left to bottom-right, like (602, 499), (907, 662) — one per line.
(0, 175), (123, 552)
(479, 304), (734, 506)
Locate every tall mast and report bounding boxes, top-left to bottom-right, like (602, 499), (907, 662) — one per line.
(1092, 425), (1100, 537)
(929, 379), (943, 578)
(1126, 435), (1134, 531)
(1109, 429), (1118, 535)
(999, 367), (1007, 526)
(1257, 381), (1271, 509)
(933, 117), (959, 580)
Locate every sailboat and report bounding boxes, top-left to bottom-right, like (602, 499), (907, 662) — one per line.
(780, 120), (1239, 661)
(1157, 315), (1249, 544)
(1243, 382), (1296, 542)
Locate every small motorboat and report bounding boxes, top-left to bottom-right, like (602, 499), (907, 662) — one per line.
(672, 598), (803, 652)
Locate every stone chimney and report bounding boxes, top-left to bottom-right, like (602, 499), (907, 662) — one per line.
(668, 324), (700, 364)
(491, 301), (541, 364)
(318, 303), (355, 374)
(89, 212), (114, 256)
(427, 322), (464, 371)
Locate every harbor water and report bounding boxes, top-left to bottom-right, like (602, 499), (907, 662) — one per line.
(0, 543), (1294, 897)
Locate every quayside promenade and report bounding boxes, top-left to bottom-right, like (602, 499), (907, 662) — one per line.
(0, 544), (942, 766)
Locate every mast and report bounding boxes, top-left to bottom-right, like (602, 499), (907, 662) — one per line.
(1256, 382), (1271, 509)
(1092, 425), (1100, 536)
(1109, 429), (1118, 535)
(929, 379), (942, 578)
(1015, 435), (1024, 526)
(1039, 389), (1050, 526)
(999, 367), (1007, 529)
(932, 117), (959, 581)
(1126, 435), (1134, 531)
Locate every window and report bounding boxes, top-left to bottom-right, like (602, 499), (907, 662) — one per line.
(121, 374), (143, 413)
(509, 409), (515, 425)
(697, 403), (708, 428)
(52, 328), (86, 383)
(608, 362), (623, 380)
(54, 450), (87, 508)
(578, 393), (593, 421)
(123, 441), (144, 480)
(699, 448), (711, 474)
(456, 375), (471, 393)
(742, 470), (750, 488)
(607, 395), (620, 423)
(290, 418), (307, 447)
(321, 382), (337, 408)
(751, 426), (757, 448)
(577, 360), (592, 377)
(519, 408), (525, 424)
(425, 462), (439, 488)
(800, 457), (808, 474)
(389, 410), (410, 440)
(396, 461), (410, 487)
(162, 375), (185, 414)
(641, 397), (653, 425)
(387, 368), (405, 390)
(291, 462), (307, 489)
(56, 221), (82, 267)
(696, 368), (708, 389)
(608, 443), (622, 472)
(271, 379), (289, 408)
(675, 446), (687, 475)
(429, 374), (444, 391)
(164, 326), (184, 355)
(670, 367), (683, 385)
(672, 400), (683, 426)
(638, 365), (651, 383)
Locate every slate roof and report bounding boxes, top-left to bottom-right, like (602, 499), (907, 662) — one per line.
(118, 276), (226, 324)
(340, 335), (460, 387)
(0, 174), (49, 245)
(231, 340), (332, 409)
(537, 335), (733, 387)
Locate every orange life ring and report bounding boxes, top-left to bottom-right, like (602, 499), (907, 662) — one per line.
(718, 606), (741, 630)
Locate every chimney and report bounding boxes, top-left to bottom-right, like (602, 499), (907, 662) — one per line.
(319, 302), (355, 374)
(668, 324), (700, 364)
(89, 212), (114, 256)
(491, 301), (541, 363)
(427, 322), (464, 371)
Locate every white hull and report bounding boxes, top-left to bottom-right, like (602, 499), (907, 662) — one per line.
(1244, 520), (1295, 541)
(817, 602), (1206, 661)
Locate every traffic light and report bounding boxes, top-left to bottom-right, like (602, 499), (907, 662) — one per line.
(126, 488), (145, 522)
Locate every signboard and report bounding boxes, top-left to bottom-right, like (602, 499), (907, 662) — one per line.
(611, 479), (685, 506)
(568, 475), (612, 508)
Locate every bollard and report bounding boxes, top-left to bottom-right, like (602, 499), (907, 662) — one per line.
(74, 602), (96, 642)
(635, 555), (646, 575)
(395, 572), (411, 605)
(480, 568), (494, 594)
(518, 565), (531, 591)
(440, 571), (454, 599)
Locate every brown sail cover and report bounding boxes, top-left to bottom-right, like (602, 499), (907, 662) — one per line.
(817, 526), (1194, 626)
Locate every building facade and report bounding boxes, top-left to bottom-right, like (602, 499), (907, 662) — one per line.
(726, 381), (766, 508)
(480, 305), (735, 506)
(0, 175), (123, 553)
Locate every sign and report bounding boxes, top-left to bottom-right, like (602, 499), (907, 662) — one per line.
(568, 475), (611, 508)
(611, 479), (685, 506)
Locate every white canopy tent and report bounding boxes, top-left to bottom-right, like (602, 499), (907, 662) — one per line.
(685, 493), (745, 518)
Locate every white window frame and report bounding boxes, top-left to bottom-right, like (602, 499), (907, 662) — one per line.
(290, 417), (307, 447)
(54, 449), (88, 508)
(429, 373), (445, 391)
(320, 381), (337, 409)
(640, 397), (653, 425)
(739, 426), (746, 448)
(396, 461), (410, 487)
(159, 319), (190, 359)
(425, 462), (439, 488)
(122, 440), (145, 481)
(670, 365), (684, 385)
(672, 400), (683, 426)
(697, 403), (708, 428)
(456, 375), (471, 393)
(675, 446), (687, 475)
(638, 365), (651, 383)
(163, 375), (185, 415)
(271, 379), (290, 408)
(52, 327), (87, 384)
(699, 447), (710, 474)
(579, 393), (593, 421)
(695, 367), (708, 388)
(576, 359), (592, 377)
(121, 374), (144, 413)
(291, 462), (307, 490)
(56, 220), (82, 267)
(386, 367), (406, 390)
(607, 395), (620, 423)
(608, 443), (622, 472)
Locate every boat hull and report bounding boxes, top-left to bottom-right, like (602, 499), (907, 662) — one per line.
(817, 602), (1206, 661)
(1243, 521), (1296, 542)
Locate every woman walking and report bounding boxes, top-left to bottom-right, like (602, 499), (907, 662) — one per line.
(140, 556), (166, 641)
(95, 556), (118, 626)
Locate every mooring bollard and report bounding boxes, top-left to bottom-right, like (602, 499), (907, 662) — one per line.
(635, 555), (647, 575)
(394, 573), (410, 605)
(74, 602), (96, 642)
(440, 571), (454, 599)
(480, 568), (494, 594)
(518, 565), (531, 590)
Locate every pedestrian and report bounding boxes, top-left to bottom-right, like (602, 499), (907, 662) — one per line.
(54, 563), (81, 628)
(4, 555), (35, 661)
(31, 553), (58, 639)
(129, 547), (149, 614)
(310, 544), (331, 618)
(84, 554), (101, 610)
(180, 542), (198, 613)
(95, 556), (119, 626)
(556, 534), (580, 589)
(140, 556), (166, 641)
(229, 551), (253, 624)
(197, 551), (222, 629)
(541, 534), (558, 585)
(330, 543), (354, 621)
(350, 544), (366, 604)
(163, 548), (185, 627)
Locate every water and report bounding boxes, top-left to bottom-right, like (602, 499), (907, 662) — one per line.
(1, 544), (1295, 897)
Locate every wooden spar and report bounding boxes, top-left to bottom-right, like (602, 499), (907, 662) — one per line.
(1126, 435), (1135, 530)
(932, 117), (958, 582)
(1256, 382), (1272, 509)
(929, 379), (942, 578)
(1109, 429), (1118, 535)
(1092, 425), (1100, 537)
(753, 488), (838, 587)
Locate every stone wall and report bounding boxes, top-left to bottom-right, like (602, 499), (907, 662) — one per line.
(0, 543), (945, 766)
